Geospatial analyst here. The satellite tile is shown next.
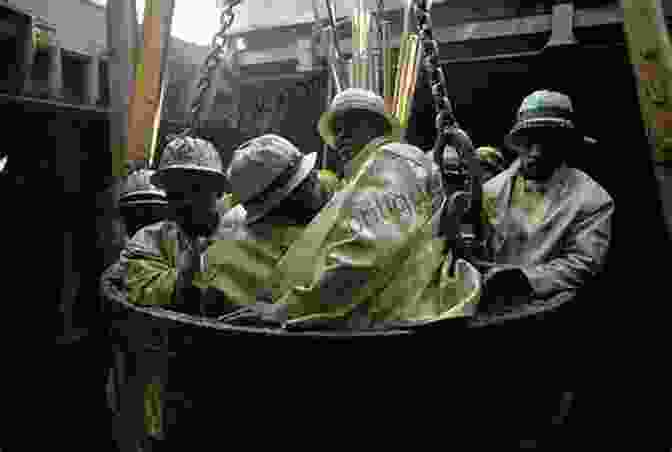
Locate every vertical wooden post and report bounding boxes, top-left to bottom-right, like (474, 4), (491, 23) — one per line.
(149, 70), (169, 167)
(128, 0), (176, 162)
(620, 0), (672, 239)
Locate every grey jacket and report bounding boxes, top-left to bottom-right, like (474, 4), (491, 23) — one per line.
(482, 159), (614, 302)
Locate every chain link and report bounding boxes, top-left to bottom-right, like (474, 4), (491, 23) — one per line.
(413, 0), (486, 252)
(177, 0), (241, 139)
(413, 0), (456, 133)
(375, 0), (386, 59)
(325, 0), (343, 63)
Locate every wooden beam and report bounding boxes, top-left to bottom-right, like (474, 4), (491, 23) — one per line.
(0, 92), (109, 113)
(235, 5), (627, 69)
(237, 69), (324, 86)
(238, 45), (303, 66)
(0, 0), (31, 17)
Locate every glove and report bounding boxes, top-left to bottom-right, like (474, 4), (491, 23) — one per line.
(216, 299), (289, 327)
(481, 267), (534, 311)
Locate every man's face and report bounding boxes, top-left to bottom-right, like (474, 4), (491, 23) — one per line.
(265, 169), (334, 226)
(516, 128), (567, 181)
(121, 204), (168, 237)
(332, 109), (388, 164)
(289, 170), (332, 212)
(164, 176), (221, 230)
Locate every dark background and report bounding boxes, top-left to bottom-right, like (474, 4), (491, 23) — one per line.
(2, 9), (666, 449)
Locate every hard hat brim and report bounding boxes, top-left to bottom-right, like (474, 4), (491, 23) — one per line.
(119, 198), (169, 207)
(504, 119), (595, 153)
(119, 188), (167, 199)
(242, 152), (318, 224)
(151, 165), (228, 192)
(318, 106), (402, 148)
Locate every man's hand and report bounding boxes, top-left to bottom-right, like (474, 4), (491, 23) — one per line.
(177, 237), (210, 279)
(216, 300), (289, 326)
(174, 237), (211, 310)
(481, 267), (534, 310)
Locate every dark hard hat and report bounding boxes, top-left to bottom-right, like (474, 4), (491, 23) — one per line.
(505, 90), (596, 152)
(119, 169), (167, 207)
(151, 136), (227, 192)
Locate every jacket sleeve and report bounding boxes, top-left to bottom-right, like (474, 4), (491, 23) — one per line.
(521, 192), (614, 298)
(120, 225), (182, 307)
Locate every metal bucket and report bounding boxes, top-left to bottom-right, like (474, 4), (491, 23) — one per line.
(103, 275), (477, 450)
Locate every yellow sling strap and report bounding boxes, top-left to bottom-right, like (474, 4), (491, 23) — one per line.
(266, 136), (395, 302)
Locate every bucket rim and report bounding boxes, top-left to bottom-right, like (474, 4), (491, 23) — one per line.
(106, 293), (415, 338)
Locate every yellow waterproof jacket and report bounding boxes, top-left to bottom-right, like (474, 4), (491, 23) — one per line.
(267, 138), (478, 327)
(108, 205), (303, 309)
(116, 205), (247, 307)
(368, 214), (481, 326)
(204, 220), (304, 306)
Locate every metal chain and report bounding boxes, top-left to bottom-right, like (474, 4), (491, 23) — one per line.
(377, 0), (385, 16)
(413, 0), (488, 258)
(177, 0), (242, 138)
(413, 0), (457, 133)
(325, 0), (343, 62)
(375, 0), (386, 59)
(376, 0), (385, 36)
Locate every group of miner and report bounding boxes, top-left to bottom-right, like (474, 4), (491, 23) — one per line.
(100, 87), (614, 448)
